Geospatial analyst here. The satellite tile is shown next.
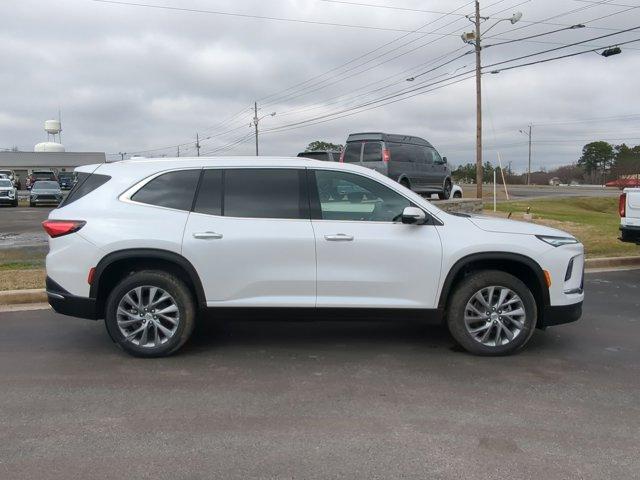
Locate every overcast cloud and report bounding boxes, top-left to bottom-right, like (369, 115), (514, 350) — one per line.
(1, 0), (639, 171)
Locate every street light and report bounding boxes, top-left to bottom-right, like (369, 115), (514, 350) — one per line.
(252, 101), (276, 156)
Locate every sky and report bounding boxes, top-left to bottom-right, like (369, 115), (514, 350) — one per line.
(1, 0), (639, 172)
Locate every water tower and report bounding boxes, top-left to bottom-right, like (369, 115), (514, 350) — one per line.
(34, 119), (65, 152)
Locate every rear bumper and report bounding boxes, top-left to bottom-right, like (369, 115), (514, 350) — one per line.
(620, 225), (640, 243)
(46, 276), (100, 320)
(541, 301), (583, 327)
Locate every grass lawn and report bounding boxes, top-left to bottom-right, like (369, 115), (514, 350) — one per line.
(0, 247), (46, 291)
(493, 196), (637, 258)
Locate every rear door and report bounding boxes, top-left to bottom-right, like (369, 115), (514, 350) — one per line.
(182, 168), (316, 307)
(342, 141), (363, 164)
(361, 141), (385, 175)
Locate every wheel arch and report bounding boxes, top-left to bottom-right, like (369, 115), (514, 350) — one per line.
(438, 252), (550, 327)
(90, 248), (206, 317)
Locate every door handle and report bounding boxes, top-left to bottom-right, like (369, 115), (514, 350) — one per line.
(324, 234), (354, 241)
(193, 231), (223, 240)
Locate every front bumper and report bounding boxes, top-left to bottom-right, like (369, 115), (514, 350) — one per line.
(31, 197), (62, 204)
(46, 276), (100, 320)
(0, 196), (16, 204)
(541, 301), (583, 327)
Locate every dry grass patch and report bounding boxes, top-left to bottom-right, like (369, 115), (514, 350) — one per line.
(0, 268), (46, 291)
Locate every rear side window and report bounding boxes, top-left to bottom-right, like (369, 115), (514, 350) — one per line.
(342, 142), (362, 163)
(387, 143), (415, 163)
(193, 169), (222, 216)
(131, 169), (200, 211)
(224, 169), (307, 219)
(60, 172), (111, 207)
(362, 142), (382, 162)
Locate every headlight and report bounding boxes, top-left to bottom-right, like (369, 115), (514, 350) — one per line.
(536, 235), (579, 247)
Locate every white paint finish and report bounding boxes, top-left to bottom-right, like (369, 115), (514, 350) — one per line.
(313, 220), (442, 308)
(622, 188), (640, 226)
(46, 156), (585, 312)
(182, 213), (316, 307)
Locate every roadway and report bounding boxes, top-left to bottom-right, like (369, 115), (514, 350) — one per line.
(0, 269), (638, 479)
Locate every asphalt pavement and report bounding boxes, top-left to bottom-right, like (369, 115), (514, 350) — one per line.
(0, 269), (638, 479)
(0, 206), (53, 248)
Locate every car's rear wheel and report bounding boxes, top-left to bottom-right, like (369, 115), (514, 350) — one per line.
(399, 178), (411, 190)
(446, 270), (537, 355)
(438, 180), (452, 200)
(105, 270), (196, 357)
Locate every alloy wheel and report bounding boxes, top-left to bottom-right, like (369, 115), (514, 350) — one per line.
(116, 286), (180, 348)
(463, 286), (526, 347)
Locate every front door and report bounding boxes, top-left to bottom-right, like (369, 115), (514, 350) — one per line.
(182, 168), (316, 307)
(309, 168), (443, 308)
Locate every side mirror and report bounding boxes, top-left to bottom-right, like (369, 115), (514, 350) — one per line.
(441, 156), (447, 164)
(401, 206), (426, 225)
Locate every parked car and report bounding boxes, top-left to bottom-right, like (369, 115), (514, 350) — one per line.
(43, 157), (584, 358)
(0, 178), (18, 207)
(58, 172), (77, 190)
(297, 150), (341, 162)
(0, 169), (20, 189)
(26, 170), (57, 190)
(451, 184), (463, 199)
(619, 188), (640, 244)
(30, 180), (63, 206)
(340, 132), (453, 199)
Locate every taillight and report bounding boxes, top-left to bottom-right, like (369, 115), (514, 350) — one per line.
(339, 150), (345, 162)
(619, 193), (626, 217)
(382, 148), (391, 163)
(42, 220), (86, 238)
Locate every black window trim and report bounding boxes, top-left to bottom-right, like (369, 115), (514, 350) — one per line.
(120, 167), (203, 212)
(307, 167), (443, 225)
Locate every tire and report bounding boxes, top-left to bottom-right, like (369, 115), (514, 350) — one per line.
(453, 191), (462, 199)
(105, 270), (196, 358)
(446, 270), (537, 356)
(29, 201), (34, 207)
(438, 180), (452, 200)
(12, 199), (18, 207)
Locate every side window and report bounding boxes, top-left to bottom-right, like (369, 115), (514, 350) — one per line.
(422, 146), (435, 165)
(362, 142), (382, 162)
(131, 169), (200, 211)
(313, 170), (411, 222)
(224, 169), (308, 219)
(430, 148), (443, 164)
(387, 143), (414, 163)
(193, 169), (222, 216)
(343, 142), (363, 163)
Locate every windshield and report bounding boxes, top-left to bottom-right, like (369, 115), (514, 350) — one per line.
(33, 181), (59, 190)
(0, 180), (12, 187)
(0, 170), (12, 176)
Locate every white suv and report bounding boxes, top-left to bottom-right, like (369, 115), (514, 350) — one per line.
(44, 157), (584, 357)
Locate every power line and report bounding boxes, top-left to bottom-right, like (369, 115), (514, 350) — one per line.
(483, 26), (640, 71)
(90, 0), (443, 34)
(486, 36), (640, 73)
(259, 0), (529, 108)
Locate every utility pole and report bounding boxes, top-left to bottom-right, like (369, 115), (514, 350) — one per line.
(474, 0), (483, 199)
(254, 101), (259, 156)
(519, 125), (532, 184)
(195, 133), (201, 157)
(527, 124), (532, 185)
(119, 152), (126, 161)
(251, 101), (276, 157)
(177, 145), (180, 158)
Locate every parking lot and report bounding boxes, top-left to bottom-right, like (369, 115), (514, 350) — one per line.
(1, 269), (638, 479)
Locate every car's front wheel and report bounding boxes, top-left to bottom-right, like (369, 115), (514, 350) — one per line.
(446, 270), (537, 355)
(105, 270), (196, 357)
(438, 180), (452, 200)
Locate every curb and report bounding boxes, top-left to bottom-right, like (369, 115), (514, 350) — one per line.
(1, 256), (639, 306)
(0, 289), (47, 306)
(584, 256), (640, 270)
